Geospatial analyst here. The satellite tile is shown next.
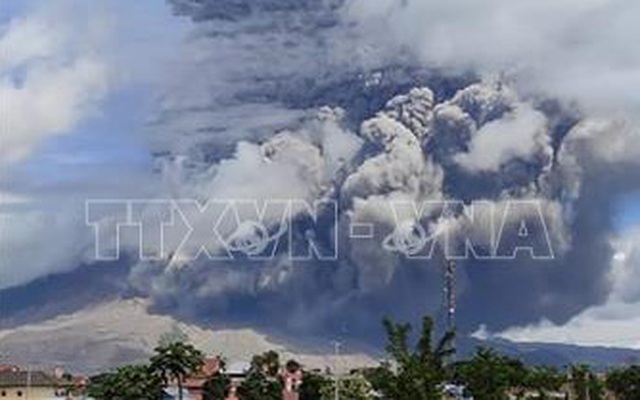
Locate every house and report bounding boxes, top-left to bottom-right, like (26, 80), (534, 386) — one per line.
(163, 386), (195, 400)
(182, 357), (222, 400)
(442, 383), (473, 400)
(0, 368), (63, 399)
(171, 356), (305, 400)
(160, 356), (247, 400)
(225, 361), (250, 381)
(282, 361), (303, 400)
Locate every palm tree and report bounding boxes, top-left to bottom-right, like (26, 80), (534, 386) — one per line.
(455, 347), (526, 400)
(203, 371), (231, 400)
(369, 315), (455, 400)
(606, 365), (640, 400)
(523, 366), (566, 398)
(238, 350), (283, 400)
(150, 341), (204, 400)
(569, 364), (604, 400)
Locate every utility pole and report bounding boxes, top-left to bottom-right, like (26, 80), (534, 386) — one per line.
(333, 342), (340, 400)
(26, 365), (31, 400)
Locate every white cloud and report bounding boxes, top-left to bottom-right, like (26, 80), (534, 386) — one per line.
(488, 227), (640, 349)
(561, 118), (640, 165)
(0, 204), (92, 289)
(344, 0), (640, 113)
(0, 0), (185, 289)
(0, 0), (111, 166)
(454, 103), (549, 172)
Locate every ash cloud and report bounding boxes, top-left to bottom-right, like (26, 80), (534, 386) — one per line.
(3, 0), (640, 348)
(130, 76), (638, 342)
(122, 0), (640, 342)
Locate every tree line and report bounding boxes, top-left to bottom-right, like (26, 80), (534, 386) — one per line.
(87, 315), (640, 400)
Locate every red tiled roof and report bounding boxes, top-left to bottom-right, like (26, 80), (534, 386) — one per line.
(180, 357), (223, 390)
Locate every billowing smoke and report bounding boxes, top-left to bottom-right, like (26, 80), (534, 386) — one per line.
(118, 0), (640, 342)
(127, 72), (639, 342)
(3, 0), (640, 347)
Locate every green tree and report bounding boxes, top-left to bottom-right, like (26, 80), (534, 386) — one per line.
(203, 372), (231, 400)
(299, 370), (329, 400)
(588, 373), (605, 400)
(150, 341), (204, 400)
(522, 366), (566, 398)
(320, 372), (373, 400)
(569, 364), (604, 400)
(606, 365), (640, 400)
(237, 350), (283, 400)
(362, 363), (394, 395)
(369, 316), (455, 400)
(203, 358), (230, 400)
(570, 365), (589, 400)
(88, 364), (162, 400)
(238, 370), (282, 400)
(251, 349), (281, 376)
(455, 347), (526, 400)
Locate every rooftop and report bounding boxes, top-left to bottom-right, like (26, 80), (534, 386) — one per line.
(0, 371), (56, 388)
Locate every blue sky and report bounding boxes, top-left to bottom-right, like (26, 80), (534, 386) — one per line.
(14, 86), (152, 181)
(0, 1), (34, 23)
(1, 0), (187, 193)
(616, 192), (640, 231)
(0, 0), (188, 289)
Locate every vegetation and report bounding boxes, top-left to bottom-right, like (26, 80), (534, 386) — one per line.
(299, 370), (328, 400)
(365, 316), (455, 399)
(203, 371), (232, 400)
(87, 364), (162, 400)
(320, 372), (373, 400)
(150, 341), (204, 400)
(85, 314), (639, 400)
(606, 365), (640, 400)
(522, 365), (566, 398)
(569, 364), (605, 400)
(455, 349), (571, 400)
(203, 358), (231, 400)
(237, 350), (284, 400)
(455, 347), (525, 400)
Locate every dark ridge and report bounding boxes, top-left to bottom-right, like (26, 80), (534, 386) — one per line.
(0, 259), (131, 329)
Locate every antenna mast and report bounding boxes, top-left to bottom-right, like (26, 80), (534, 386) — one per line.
(444, 259), (457, 357)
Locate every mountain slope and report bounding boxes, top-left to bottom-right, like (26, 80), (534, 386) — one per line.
(0, 298), (377, 374)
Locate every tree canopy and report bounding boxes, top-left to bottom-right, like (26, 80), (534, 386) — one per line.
(84, 314), (639, 400)
(87, 364), (162, 400)
(237, 350), (283, 400)
(367, 315), (455, 400)
(606, 365), (640, 400)
(150, 341), (204, 400)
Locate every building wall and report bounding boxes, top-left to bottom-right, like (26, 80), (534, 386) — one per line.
(0, 386), (58, 399)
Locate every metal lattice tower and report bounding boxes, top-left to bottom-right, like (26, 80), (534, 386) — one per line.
(444, 259), (457, 356)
